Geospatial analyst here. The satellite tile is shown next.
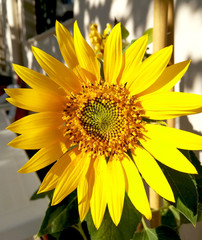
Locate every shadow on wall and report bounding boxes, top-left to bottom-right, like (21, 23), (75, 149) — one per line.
(175, 0), (202, 12)
(179, 58), (202, 159)
(75, 0), (151, 37)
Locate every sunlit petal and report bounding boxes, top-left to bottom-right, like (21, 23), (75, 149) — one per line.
(38, 150), (74, 193)
(140, 127), (197, 174)
(129, 46), (173, 95)
(74, 21), (100, 83)
(103, 23), (122, 84)
(107, 155), (125, 226)
(90, 155), (107, 229)
(120, 35), (148, 85)
(140, 92), (202, 119)
(121, 155), (152, 220)
(13, 64), (65, 96)
(144, 123), (202, 150)
(133, 147), (175, 202)
(52, 151), (91, 205)
(8, 128), (62, 149)
(77, 160), (94, 222)
(32, 46), (82, 93)
(5, 88), (65, 112)
(138, 60), (191, 96)
(7, 112), (63, 134)
(55, 20), (78, 69)
(18, 140), (70, 173)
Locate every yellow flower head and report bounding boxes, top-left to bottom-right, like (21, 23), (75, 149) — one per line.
(89, 23), (111, 58)
(6, 21), (202, 229)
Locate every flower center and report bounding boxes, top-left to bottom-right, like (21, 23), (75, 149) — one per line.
(63, 83), (146, 157)
(80, 98), (122, 141)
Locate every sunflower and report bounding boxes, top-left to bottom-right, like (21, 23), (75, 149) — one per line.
(6, 21), (202, 229)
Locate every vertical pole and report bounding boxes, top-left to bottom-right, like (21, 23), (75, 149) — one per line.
(167, 0), (175, 128)
(150, 0), (168, 228)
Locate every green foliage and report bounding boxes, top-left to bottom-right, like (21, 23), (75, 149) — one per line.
(30, 189), (54, 200)
(38, 190), (79, 237)
(143, 28), (153, 44)
(134, 226), (181, 240)
(161, 206), (180, 230)
(159, 161), (198, 225)
(122, 27), (152, 56)
(85, 194), (142, 240)
(121, 23), (129, 40)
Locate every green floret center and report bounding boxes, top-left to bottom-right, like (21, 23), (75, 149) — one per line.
(80, 97), (122, 140)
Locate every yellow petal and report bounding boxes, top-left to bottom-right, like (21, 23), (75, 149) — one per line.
(55, 20), (78, 69)
(90, 155), (107, 229)
(140, 92), (202, 120)
(140, 128), (197, 174)
(13, 64), (65, 96)
(18, 140), (69, 173)
(52, 151), (91, 205)
(120, 35), (148, 86)
(107, 155), (125, 226)
(129, 46), (173, 95)
(7, 112), (63, 134)
(5, 88), (65, 112)
(55, 21), (87, 83)
(74, 21), (99, 83)
(38, 150), (73, 193)
(77, 161), (94, 222)
(133, 147), (175, 202)
(103, 23), (122, 85)
(8, 128), (62, 149)
(32, 46), (82, 93)
(144, 123), (202, 151)
(121, 155), (152, 220)
(138, 60), (191, 96)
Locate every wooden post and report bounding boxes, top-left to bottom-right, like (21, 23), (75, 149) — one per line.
(167, 0), (175, 127)
(150, 0), (169, 228)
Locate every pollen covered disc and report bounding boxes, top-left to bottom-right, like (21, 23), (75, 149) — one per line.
(63, 83), (145, 157)
(80, 97), (122, 141)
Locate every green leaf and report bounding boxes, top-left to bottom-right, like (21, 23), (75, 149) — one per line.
(38, 190), (79, 236)
(143, 28), (153, 44)
(183, 150), (202, 204)
(121, 23), (129, 40)
(114, 19), (129, 40)
(161, 207), (178, 230)
(86, 194), (141, 240)
(197, 203), (202, 222)
(160, 162), (198, 225)
(180, 150), (202, 176)
(169, 205), (181, 227)
(30, 189), (54, 200)
(133, 228), (158, 240)
(155, 226), (181, 240)
(133, 226), (181, 240)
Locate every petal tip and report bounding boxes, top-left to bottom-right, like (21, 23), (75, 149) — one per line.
(142, 33), (148, 42)
(32, 46), (39, 55)
(17, 168), (26, 174)
(74, 20), (79, 30)
(145, 210), (152, 220)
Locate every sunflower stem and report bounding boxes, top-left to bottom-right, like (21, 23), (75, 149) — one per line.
(72, 222), (88, 240)
(141, 217), (148, 230)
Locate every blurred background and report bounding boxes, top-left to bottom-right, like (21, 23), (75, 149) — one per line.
(0, 0), (202, 239)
